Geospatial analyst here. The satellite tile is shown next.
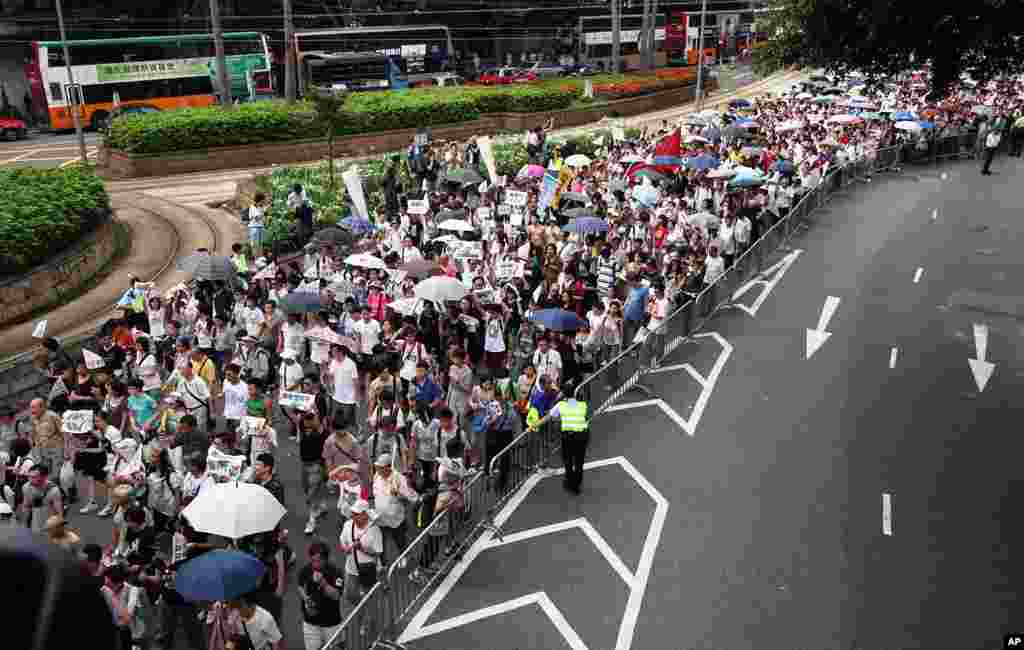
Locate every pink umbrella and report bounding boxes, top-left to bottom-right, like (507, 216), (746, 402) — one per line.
(518, 164), (546, 178)
(306, 327), (356, 350)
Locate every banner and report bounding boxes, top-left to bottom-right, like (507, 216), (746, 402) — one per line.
(506, 190), (528, 207)
(476, 135), (499, 184)
(207, 446), (246, 484)
(342, 166), (369, 220)
(62, 410), (93, 434)
(407, 199), (428, 215)
(449, 240), (483, 260)
(280, 391), (316, 412)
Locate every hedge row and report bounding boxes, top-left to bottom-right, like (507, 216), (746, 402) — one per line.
(106, 84), (582, 155)
(0, 166), (111, 276)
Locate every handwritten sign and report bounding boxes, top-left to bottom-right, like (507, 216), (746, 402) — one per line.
(506, 190), (528, 207)
(477, 207), (493, 221)
(495, 260), (516, 281)
(497, 204), (511, 216)
(253, 263), (277, 281)
(449, 241), (483, 261)
(239, 416), (266, 438)
(207, 446), (246, 484)
(407, 199), (428, 215)
(509, 211), (524, 227)
(62, 410), (93, 434)
(280, 391), (316, 412)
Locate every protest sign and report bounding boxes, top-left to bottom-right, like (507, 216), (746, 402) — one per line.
(280, 391), (316, 412)
(252, 263), (276, 281)
(449, 240), (483, 261)
(62, 410), (93, 434)
(407, 199), (429, 215)
(342, 166), (368, 219)
(207, 446), (246, 483)
(415, 128), (431, 146)
(476, 135), (499, 184)
(497, 204), (511, 216)
(495, 260), (516, 281)
(82, 349), (105, 370)
(506, 190), (528, 207)
(477, 207), (493, 221)
(509, 211), (524, 227)
(239, 416), (266, 438)
(474, 288), (496, 305)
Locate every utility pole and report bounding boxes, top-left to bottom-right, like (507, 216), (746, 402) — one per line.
(209, 0), (232, 106)
(283, 0), (296, 101)
(55, 0), (87, 165)
(694, 0), (708, 109)
(610, 0), (621, 74)
(647, 0), (659, 70)
(639, 0), (651, 71)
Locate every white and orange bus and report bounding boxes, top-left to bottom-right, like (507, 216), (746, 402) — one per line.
(26, 32), (273, 131)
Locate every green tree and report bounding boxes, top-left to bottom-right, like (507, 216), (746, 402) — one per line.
(308, 85), (350, 193)
(754, 0), (1024, 99)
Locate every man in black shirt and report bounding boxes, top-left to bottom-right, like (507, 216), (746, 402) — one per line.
(298, 410), (328, 537)
(298, 541), (344, 647)
(160, 517), (211, 650)
(122, 506), (159, 567)
(253, 452), (285, 507)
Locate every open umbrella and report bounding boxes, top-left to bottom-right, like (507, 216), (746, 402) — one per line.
(796, 92), (814, 100)
(313, 227), (356, 245)
(518, 164), (546, 178)
(633, 185), (660, 208)
(344, 253), (387, 269)
(893, 111), (916, 121)
(560, 191), (589, 204)
(564, 154), (592, 167)
(686, 211), (719, 228)
(632, 167), (667, 182)
(686, 154), (720, 171)
(563, 207), (596, 219)
(706, 167), (736, 179)
(684, 134), (710, 144)
(775, 120), (806, 133)
(827, 114), (863, 125)
(387, 297), (422, 317)
(728, 98), (752, 109)
(917, 120), (936, 130)
(729, 176), (765, 189)
(174, 550), (266, 603)
(859, 112), (884, 121)
(618, 154), (645, 163)
(529, 308), (586, 332)
(340, 216), (376, 234)
(278, 292), (328, 314)
(399, 258), (442, 279)
(177, 254), (238, 284)
(181, 482), (287, 539)
(443, 168), (483, 184)
(438, 219), (476, 233)
(562, 217), (609, 235)
(894, 121), (922, 132)
(306, 326), (355, 349)
(813, 96), (835, 104)
(415, 276), (468, 303)
(431, 234), (461, 247)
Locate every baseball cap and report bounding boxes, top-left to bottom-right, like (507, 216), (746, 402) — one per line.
(280, 349), (298, 360)
(351, 500), (371, 514)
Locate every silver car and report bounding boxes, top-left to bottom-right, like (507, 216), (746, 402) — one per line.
(528, 61), (566, 79)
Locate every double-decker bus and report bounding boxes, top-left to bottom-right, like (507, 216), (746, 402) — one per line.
(26, 32), (273, 131)
(301, 52), (409, 93)
(576, 13), (667, 71)
(665, 10), (719, 66)
(294, 25), (453, 86)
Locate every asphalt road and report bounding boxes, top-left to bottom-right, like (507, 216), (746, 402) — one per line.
(0, 131), (101, 169)
(398, 155), (1024, 650)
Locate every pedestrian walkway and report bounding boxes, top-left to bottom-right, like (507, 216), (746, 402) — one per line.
(0, 191), (245, 361)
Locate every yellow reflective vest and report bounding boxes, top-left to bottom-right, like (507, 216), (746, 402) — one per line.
(557, 399), (588, 432)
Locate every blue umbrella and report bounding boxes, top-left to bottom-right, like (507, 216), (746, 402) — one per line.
(174, 550), (266, 602)
(893, 111), (915, 121)
(729, 176), (766, 188)
(341, 216), (376, 234)
(917, 120), (936, 129)
(562, 217), (609, 235)
(529, 308), (586, 332)
(279, 291), (328, 313)
(729, 98), (751, 108)
(686, 154), (720, 171)
(633, 185), (660, 208)
(773, 160), (796, 174)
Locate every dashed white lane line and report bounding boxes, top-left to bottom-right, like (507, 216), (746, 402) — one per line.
(913, 267), (924, 284)
(931, 208), (938, 221)
(889, 347), (899, 369)
(882, 493), (893, 536)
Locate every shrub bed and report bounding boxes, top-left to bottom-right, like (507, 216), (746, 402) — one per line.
(0, 166), (111, 276)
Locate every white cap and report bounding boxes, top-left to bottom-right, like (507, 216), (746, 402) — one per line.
(280, 349), (298, 360)
(375, 453), (392, 467)
(351, 500), (371, 514)
(0, 503), (12, 516)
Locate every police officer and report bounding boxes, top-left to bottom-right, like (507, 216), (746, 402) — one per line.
(529, 379), (589, 494)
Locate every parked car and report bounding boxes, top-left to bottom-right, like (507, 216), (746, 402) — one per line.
(565, 63), (599, 77)
(478, 67), (538, 85)
(0, 116), (28, 141)
(527, 61), (567, 79)
(100, 104), (160, 132)
(412, 74), (465, 89)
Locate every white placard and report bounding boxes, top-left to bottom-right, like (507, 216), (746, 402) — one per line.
(207, 446), (246, 484)
(506, 190), (528, 207)
(495, 260), (516, 280)
(476, 135), (499, 184)
(280, 391), (316, 412)
(474, 288), (496, 304)
(510, 211), (524, 227)
(477, 207), (493, 221)
(407, 199), (428, 215)
(449, 241), (483, 261)
(342, 166), (369, 220)
(62, 410), (93, 434)
(240, 416), (266, 437)
(414, 129), (430, 146)
(584, 79), (594, 99)
(497, 204), (511, 216)
(82, 349), (105, 370)
(32, 320), (47, 339)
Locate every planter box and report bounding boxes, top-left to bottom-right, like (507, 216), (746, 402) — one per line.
(102, 79), (716, 179)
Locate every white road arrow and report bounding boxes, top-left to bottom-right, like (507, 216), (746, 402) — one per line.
(968, 322), (995, 392)
(806, 296), (840, 359)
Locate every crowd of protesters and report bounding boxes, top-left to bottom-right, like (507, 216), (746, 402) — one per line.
(1, 65), (1021, 650)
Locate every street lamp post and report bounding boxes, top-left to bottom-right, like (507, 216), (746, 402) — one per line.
(694, 0), (709, 110)
(54, 0), (87, 165)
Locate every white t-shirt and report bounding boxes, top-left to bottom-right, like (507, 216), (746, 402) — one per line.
(340, 520), (383, 576)
(222, 379), (249, 421)
(353, 319), (381, 355)
(704, 255), (725, 284)
(649, 297), (670, 330)
(331, 357), (359, 405)
(483, 314), (506, 353)
(239, 605), (282, 650)
(533, 349), (562, 383)
(281, 322), (306, 358)
(242, 307), (265, 339)
(248, 206), (265, 228)
(147, 309), (166, 339)
(194, 318), (213, 350)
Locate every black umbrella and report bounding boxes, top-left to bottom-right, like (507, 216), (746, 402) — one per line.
(437, 208), (468, 221)
(278, 292), (328, 314)
(313, 227), (356, 245)
(177, 254), (238, 284)
(443, 168), (484, 185)
(560, 192), (589, 205)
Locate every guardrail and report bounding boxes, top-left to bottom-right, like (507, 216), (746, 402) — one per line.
(319, 129), (982, 649)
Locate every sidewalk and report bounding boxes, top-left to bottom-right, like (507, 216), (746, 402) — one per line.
(0, 191), (245, 362)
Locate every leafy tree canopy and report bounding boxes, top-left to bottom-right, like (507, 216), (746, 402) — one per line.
(755, 0), (1024, 99)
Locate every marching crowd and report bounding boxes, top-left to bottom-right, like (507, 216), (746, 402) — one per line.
(1, 66), (1022, 650)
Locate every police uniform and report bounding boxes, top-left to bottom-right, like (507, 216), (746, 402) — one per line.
(548, 393), (589, 494)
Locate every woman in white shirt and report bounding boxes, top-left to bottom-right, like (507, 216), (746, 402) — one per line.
(339, 500), (383, 615)
(134, 338), (163, 399)
(248, 192), (267, 257)
(145, 445), (183, 534)
(718, 215), (737, 269)
(279, 313), (307, 363)
(703, 244), (726, 287)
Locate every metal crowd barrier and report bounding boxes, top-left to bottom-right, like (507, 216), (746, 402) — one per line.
(322, 132), (981, 649)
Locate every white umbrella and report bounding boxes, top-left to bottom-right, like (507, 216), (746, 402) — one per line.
(181, 482), (286, 540)
(344, 253), (387, 269)
(684, 135), (710, 144)
(686, 211), (719, 228)
(707, 168), (736, 179)
(305, 326), (356, 349)
(827, 114), (863, 125)
(564, 154), (592, 167)
(894, 121), (922, 131)
(437, 219), (476, 233)
(387, 297), (421, 316)
(796, 92), (814, 99)
(415, 276), (468, 303)
(619, 154), (645, 163)
(775, 120), (806, 132)
(431, 234), (461, 246)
